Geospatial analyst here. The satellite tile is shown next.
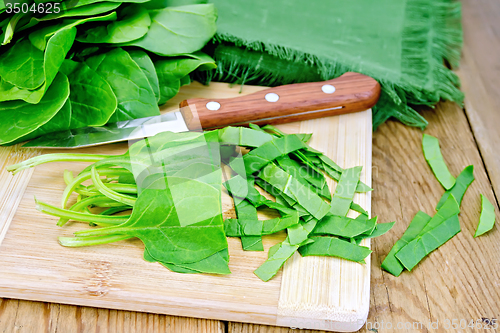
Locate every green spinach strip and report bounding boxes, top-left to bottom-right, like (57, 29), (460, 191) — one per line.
(381, 211), (431, 276)
(474, 194), (496, 237)
(422, 134), (455, 190)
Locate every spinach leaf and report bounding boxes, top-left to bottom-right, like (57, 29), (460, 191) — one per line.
(298, 236), (372, 263)
(350, 202), (369, 216)
(154, 51), (216, 105)
(141, 0), (208, 10)
(355, 221), (395, 240)
(76, 0), (150, 5)
(10, 99), (71, 144)
(127, 49), (160, 102)
(223, 173), (299, 218)
(0, 72), (70, 145)
(395, 215), (460, 271)
(60, 59), (117, 128)
(419, 195), (460, 235)
(319, 160), (372, 193)
(319, 154), (343, 173)
(287, 219), (317, 245)
(243, 135), (307, 174)
(381, 211), (431, 276)
(121, 4), (217, 56)
(259, 163), (331, 220)
(77, 4), (151, 44)
(86, 48), (159, 122)
(276, 156), (330, 199)
(474, 194), (496, 237)
(232, 197), (263, 251)
(1, 12), (27, 45)
(0, 38), (45, 89)
(0, 27), (76, 104)
(29, 12), (117, 51)
(391, 196), (460, 272)
(422, 134), (456, 190)
(330, 166), (362, 216)
(218, 126), (274, 147)
(224, 213), (298, 237)
(155, 249), (230, 275)
(311, 214), (377, 238)
(75, 176), (229, 267)
(38, 2), (121, 20)
(436, 165), (474, 209)
(254, 239), (299, 282)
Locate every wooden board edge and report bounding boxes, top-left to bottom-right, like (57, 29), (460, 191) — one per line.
(0, 85), (373, 329)
(0, 145), (42, 247)
(0, 285), (277, 326)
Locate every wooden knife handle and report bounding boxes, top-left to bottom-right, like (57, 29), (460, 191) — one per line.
(179, 72), (380, 130)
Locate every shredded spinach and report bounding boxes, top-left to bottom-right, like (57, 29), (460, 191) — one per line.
(9, 126), (393, 280)
(422, 134), (456, 190)
(395, 214), (460, 271)
(474, 194), (496, 237)
(381, 211), (431, 276)
(436, 165), (474, 209)
(383, 133), (477, 276)
(330, 166), (362, 216)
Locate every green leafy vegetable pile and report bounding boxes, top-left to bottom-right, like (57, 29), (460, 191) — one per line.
(382, 134), (496, 277)
(0, 0), (217, 145)
(8, 125), (394, 281)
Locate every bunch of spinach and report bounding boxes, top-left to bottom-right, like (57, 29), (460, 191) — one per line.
(8, 125), (394, 280)
(0, 0), (217, 145)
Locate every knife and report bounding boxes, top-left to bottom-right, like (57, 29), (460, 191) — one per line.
(22, 72), (380, 149)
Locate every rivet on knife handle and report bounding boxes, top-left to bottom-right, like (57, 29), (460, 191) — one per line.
(179, 72), (380, 130)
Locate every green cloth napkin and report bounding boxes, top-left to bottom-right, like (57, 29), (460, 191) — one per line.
(206, 0), (463, 129)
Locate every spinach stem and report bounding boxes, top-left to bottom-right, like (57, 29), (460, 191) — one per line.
(62, 167), (132, 208)
(36, 198), (129, 226)
(58, 195), (131, 227)
(91, 167), (137, 206)
(7, 154), (112, 175)
(59, 234), (133, 247)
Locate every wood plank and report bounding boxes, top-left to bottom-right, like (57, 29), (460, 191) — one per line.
(457, 0), (500, 204)
(0, 82), (372, 331)
(0, 298), (224, 333)
(230, 101), (500, 332)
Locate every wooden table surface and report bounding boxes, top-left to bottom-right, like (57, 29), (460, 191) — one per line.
(1, 1), (499, 332)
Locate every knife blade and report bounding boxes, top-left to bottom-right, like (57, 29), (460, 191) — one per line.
(23, 72), (380, 149)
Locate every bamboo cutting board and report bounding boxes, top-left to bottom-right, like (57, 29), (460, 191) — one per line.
(0, 82), (372, 332)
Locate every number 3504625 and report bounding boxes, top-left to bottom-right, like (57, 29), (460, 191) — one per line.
(5, 2), (61, 14)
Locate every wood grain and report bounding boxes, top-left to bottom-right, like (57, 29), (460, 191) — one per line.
(0, 82), (372, 332)
(230, 101), (500, 333)
(0, 298), (224, 333)
(3, 67), (500, 331)
(276, 111), (372, 332)
(180, 72), (380, 130)
(0, 145), (41, 247)
(457, 0), (500, 205)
